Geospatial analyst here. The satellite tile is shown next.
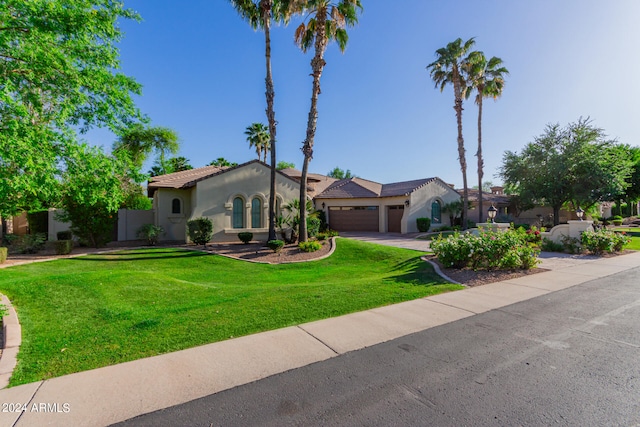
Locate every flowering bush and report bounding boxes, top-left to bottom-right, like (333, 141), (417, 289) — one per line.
(431, 229), (539, 270)
(581, 230), (630, 255)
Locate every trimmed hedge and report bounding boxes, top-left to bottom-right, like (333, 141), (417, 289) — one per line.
(267, 239), (284, 253)
(54, 240), (73, 255)
(416, 217), (431, 232)
(187, 218), (213, 246)
(238, 232), (253, 244)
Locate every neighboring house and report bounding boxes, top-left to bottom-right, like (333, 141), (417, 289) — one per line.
(148, 160), (461, 242)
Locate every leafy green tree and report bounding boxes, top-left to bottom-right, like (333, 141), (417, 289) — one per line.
(209, 157), (238, 167)
(244, 122), (271, 162)
(113, 125), (179, 177)
(56, 145), (127, 247)
(295, 0), (362, 242)
(276, 161), (296, 170)
(327, 166), (355, 179)
(500, 119), (632, 225)
(427, 37), (476, 229)
(0, 0), (142, 217)
(230, 0), (297, 241)
(465, 52), (508, 223)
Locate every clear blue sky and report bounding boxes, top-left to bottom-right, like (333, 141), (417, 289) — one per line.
(86, 0), (640, 187)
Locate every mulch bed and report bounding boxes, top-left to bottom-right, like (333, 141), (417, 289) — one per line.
(206, 239), (333, 264)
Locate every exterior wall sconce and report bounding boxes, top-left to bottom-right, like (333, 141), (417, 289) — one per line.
(487, 205), (497, 223)
(322, 202), (326, 209)
(576, 207), (584, 221)
(404, 199), (410, 207)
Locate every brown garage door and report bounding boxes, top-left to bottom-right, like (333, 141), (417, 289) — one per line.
(329, 206), (379, 232)
(387, 205), (404, 233)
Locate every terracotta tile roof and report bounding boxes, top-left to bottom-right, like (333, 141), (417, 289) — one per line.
(315, 177), (437, 199)
(380, 178), (436, 197)
(278, 168), (338, 197)
(459, 188), (511, 205)
(147, 160), (304, 196)
(147, 165), (228, 190)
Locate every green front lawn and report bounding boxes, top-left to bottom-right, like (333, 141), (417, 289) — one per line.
(615, 227), (640, 250)
(0, 239), (461, 387)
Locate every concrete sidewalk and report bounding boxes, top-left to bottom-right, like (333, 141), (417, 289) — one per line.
(1, 250), (639, 426)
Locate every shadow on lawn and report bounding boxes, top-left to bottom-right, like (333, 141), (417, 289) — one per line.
(386, 257), (447, 285)
(72, 250), (210, 262)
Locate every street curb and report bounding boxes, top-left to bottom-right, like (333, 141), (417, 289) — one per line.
(421, 256), (463, 285)
(0, 294), (21, 389)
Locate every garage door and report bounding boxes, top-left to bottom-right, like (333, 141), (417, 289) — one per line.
(329, 206), (379, 232)
(387, 205), (404, 233)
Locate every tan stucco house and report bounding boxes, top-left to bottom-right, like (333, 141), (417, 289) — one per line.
(148, 160), (462, 242)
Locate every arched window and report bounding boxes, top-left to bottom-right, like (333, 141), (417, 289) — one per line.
(251, 197), (262, 228)
(233, 197), (244, 229)
(431, 200), (442, 224)
(171, 198), (181, 214)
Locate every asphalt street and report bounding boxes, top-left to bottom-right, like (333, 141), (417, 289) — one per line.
(115, 267), (640, 426)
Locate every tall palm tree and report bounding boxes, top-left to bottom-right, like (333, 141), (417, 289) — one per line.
(294, 0), (362, 242)
(230, 0), (296, 241)
(244, 122), (271, 161)
(465, 52), (508, 223)
(427, 37), (476, 229)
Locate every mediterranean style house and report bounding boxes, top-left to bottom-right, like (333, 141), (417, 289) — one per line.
(147, 160), (461, 242)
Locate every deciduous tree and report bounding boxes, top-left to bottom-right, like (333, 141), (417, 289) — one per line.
(500, 119), (632, 225)
(0, 0), (142, 216)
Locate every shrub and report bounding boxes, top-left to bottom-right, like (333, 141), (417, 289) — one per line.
(57, 230), (73, 241)
(267, 239), (284, 253)
(416, 217), (431, 232)
(14, 233), (47, 254)
(299, 241), (322, 252)
(581, 229), (630, 255)
(238, 232), (253, 244)
(137, 224), (164, 246)
(317, 210), (328, 232)
(187, 218), (213, 247)
(612, 219), (623, 226)
(324, 229), (339, 237)
(431, 229), (539, 270)
(2, 234), (18, 246)
(0, 247), (7, 264)
(561, 236), (582, 254)
(523, 226), (542, 244)
(307, 217), (321, 238)
(541, 238), (564, 252)
(316, 233), (327, 241)
(54, 240), (73, 255)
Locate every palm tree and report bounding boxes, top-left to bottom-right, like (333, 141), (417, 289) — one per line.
(465, 52), (508, 223)
(230, 0), (296, 241)
(294, 0), (362, 242)
(209, 157), (238, 167)
(244, 122), (271, 161)
(427, 37), (476, 229)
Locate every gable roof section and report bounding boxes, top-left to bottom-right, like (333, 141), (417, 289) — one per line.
(316, 177), (442, 199)
(148, 165), (228, 191)
(380, 178), (436, 197)
(147, 160), (301, 196)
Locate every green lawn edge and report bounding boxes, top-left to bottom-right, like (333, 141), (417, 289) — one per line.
(0, 238), (462, 387)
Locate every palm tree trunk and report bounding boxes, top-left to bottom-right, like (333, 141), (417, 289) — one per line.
(454, 97), (468, 229)
(262, 0), (277, 241)
(299, 8), (327, 243)
(477, 95), (484, 224)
